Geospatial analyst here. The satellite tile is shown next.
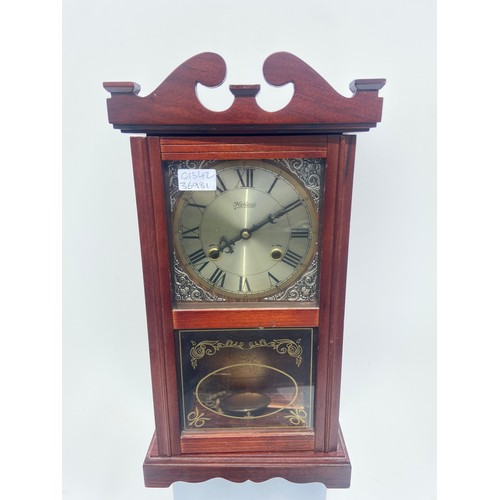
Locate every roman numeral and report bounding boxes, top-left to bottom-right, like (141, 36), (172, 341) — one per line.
(181, 226), (200, 239)
(268, 272), (280, 286)
(291, 228), (310, 238)
(188, 248), (207, 265)
(209, 267), (226, 287)
(267, 176), (279, 194)
(236, 168), (254, 188)
(216, 174), (227, 193)
(239, 276), (251, 292)
(187, 201), (207, 211)
(195, 261), (209, 272)
(282, 249), (302, 267)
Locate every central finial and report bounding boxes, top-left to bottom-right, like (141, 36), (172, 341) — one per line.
(229, 84), (261, 98)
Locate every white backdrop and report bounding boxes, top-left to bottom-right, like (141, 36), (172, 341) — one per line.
(63, 1), (436, 499)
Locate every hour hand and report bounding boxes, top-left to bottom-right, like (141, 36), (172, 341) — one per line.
(223, 244), (235, 254)
(217, 237), (236, 254)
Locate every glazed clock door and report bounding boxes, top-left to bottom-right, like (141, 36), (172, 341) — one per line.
(162, 145), (325, 454)
(176, 327), (316, 438)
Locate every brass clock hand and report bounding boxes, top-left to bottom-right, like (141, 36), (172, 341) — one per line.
(218, 199), (303, 254)
(261, 199), (303, 226)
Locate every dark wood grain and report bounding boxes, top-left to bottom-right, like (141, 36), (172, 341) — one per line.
(160, 135), (328, 159)
(146, 137), (182, 454)
(313, 135), (340, 451)
(143, 428), (351, 487)
(323, 135), (357, 451)
(130, 137), (175, 455)
(180, 429), (315, 454)
(172, 307), (319, 330)
(104, 52), (384, 135)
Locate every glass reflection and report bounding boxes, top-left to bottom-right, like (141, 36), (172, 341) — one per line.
(176, 328), (316, 431)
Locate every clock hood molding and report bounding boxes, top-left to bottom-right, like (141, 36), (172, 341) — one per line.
(103, 52), (385, 135)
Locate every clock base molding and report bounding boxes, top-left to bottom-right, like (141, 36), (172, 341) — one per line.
(143, 428), (351, 488)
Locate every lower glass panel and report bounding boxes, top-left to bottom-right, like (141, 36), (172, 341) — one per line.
(176, 328), (316, 431)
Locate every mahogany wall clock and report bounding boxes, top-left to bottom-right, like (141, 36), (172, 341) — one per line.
(103, 52), (385, 488)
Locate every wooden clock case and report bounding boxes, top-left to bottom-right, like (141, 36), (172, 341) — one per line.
(103, 52), (384, 488)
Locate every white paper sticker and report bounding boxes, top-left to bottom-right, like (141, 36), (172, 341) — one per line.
(178, 169), (217, 191)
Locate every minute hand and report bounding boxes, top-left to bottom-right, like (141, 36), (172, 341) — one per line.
(247, 199), (303, 234)
(218, 199), (303, 253)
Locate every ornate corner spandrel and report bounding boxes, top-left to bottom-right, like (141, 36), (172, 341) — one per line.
(103, 52), (386, 134)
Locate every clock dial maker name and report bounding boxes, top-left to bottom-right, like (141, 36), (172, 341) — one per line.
(173, 162), (318, 299)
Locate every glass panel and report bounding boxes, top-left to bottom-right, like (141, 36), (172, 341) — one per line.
(164, 158), (324, 304)
(176, 328), (316, 431)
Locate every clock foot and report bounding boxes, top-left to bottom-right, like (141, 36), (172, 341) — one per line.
(143, 427), (351, 488)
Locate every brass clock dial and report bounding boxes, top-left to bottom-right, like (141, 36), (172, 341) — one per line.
(172, 160), (319, 299)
